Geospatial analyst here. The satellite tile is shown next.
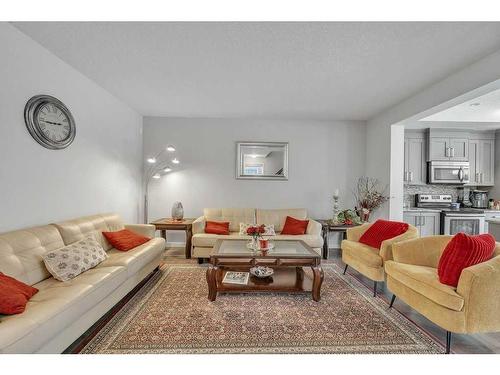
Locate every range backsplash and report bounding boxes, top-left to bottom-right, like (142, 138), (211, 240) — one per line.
(404, 185), (460, 207)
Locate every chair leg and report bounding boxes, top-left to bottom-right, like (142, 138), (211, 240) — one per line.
(197, 258), (204, 264)
(445, 331), (452, 354)
(389, 294), (396, 308)
(373, 281), (377, 297)
(343, 264), (348, 275)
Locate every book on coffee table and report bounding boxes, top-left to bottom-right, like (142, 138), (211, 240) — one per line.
(222, 271), (249, 285)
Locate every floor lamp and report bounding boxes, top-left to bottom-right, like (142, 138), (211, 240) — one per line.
(143, 145), (179, 223)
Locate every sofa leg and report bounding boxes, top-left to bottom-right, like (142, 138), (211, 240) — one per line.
(389, 294), (396, 308)
(343, 264), (348, 275)
(445, 331), (452, 354)
(373, 281), (377, 297)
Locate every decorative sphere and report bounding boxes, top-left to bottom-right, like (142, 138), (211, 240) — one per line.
(171, 202), (184, 220)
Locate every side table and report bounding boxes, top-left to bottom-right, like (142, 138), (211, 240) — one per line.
(316, 220), (361, 259)
(150, 218), (195, 259)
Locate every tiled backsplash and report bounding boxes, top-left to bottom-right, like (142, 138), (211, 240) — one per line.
(404, 184), (492, 207)
(404, 185), (460, 207)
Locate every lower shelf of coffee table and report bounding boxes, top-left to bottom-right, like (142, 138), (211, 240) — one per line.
(216, 267), (313, 293)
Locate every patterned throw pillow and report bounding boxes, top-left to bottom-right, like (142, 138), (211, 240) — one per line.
(43, 236), (108, 282)
(239, 223), (276, 236)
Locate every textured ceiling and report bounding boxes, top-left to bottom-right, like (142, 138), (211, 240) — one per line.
(12, 22), (500, 120)
(422, 88), (500, 123)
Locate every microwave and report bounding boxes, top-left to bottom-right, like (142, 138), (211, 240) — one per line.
(428, 161), (470, 184)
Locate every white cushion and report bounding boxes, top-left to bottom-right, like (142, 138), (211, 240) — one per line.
(0, 225), (65, 285)
(0, 266), (126, 352)
(43, 236), (108, 281)
(203, 208), (255, 232)
(96, 238), (165, 277)
(256, 208), (307, 232)
(53, 213), (125, 251)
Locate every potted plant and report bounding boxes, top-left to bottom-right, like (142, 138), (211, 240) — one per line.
(353, 177), (389, 222)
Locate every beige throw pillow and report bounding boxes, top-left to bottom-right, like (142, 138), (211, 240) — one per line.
(43, 235), (108, 281)
(239, 223), (276, 236)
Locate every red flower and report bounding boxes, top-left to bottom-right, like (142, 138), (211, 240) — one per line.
(247, 225), (266, 236)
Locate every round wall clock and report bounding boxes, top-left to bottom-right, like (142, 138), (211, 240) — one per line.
(24, 95), (76, 150)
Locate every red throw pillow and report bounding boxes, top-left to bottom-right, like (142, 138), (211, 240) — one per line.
(205, 221), (230, 235)
(358, 219), (409, 249)
(438, 233), (496, 287)
(281, 216), (309, 235)
(102, 229), (150, 251)
(0, 273), (38, 315)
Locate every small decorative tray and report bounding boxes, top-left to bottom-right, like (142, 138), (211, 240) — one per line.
(249, 266), (274, 278)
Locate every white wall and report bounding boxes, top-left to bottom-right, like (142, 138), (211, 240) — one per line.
(0, 23), (143, 231)
(144, 117), (366, 242)
(366, 49), (500, 220)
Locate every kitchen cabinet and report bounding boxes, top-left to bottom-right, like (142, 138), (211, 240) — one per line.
(403, 211), (441, 236)
(427, 129), (469, 162)
(468, 134), (495, 186)
(404, 135), (426, 185)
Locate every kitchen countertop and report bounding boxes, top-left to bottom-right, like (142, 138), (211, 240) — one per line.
(403, 208), (442, 213)
(404, 207), (500, 214)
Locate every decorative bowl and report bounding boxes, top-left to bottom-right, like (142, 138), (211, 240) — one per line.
(250, 266), (274, 278)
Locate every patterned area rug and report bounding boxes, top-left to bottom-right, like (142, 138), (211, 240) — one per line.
(81, 263), (442, 353)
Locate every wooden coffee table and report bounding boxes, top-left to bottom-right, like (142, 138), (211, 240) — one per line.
(206, 239), (323, 302)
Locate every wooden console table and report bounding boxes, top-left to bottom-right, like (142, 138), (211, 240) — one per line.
(316, 220), (361, 260)
(150, 218), (195, 259)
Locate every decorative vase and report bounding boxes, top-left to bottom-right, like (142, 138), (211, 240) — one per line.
(171, 201), (184, 221)
(359, 208), (370, 222)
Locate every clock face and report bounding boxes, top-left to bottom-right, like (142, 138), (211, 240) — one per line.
(24, 95), (76, 150)
(36, 103), (71, 143)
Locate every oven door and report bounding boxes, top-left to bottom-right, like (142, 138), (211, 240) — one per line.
(428, 161), (469, 184)
(443, 215), (485, 235)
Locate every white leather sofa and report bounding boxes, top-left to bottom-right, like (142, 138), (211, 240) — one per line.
(0, 213), (165, 354)
(192, 208), (323, 259)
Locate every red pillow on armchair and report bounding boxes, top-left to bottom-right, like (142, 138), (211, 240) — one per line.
(438, 233), (496, 287)
(358, 219), (409, 249)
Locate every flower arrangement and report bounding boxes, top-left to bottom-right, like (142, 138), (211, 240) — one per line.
(246, 224), (266, 240)
(353, 177), (389, 222)
(331, 209), (362, 225)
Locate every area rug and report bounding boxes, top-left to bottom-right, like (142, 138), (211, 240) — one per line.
(80, 263), (442, 354)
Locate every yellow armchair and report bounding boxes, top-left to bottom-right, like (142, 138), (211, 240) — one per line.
(385, 236), (500, 353)
(341, 223), (419, 296)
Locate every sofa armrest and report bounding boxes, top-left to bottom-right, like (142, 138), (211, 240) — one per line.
(125, 224), (156, 238)
(457, 254), (500, 333)
(192, 216), (205, 234)
(392, 235), (452, 268)
(379, 225), (419, 262)
(346, 223), (372, 242)
(306, 219), (322, 236)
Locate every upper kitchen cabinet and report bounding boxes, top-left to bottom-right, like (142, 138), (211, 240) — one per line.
(468, 131), (495, 186)
(427, 129), (469, 161)
(404, 130), (426, 185)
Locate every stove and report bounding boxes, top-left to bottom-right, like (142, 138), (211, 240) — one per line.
(415, 194), (486, 235)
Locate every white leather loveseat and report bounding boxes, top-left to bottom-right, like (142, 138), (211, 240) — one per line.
(192, 208), (323, 259)
(0, 213), (164, 354)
